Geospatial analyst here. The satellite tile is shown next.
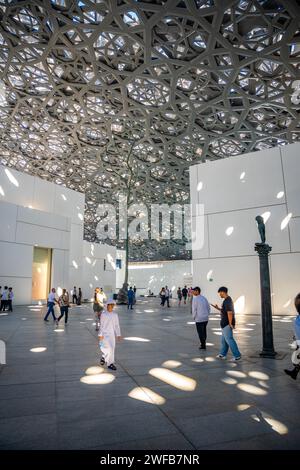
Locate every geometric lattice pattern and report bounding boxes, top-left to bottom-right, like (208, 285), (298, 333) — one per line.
(0, 0), (299, 260)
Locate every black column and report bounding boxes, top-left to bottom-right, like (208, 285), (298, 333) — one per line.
(255, 243), (277, 358)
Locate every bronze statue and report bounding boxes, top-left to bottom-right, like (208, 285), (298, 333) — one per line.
(255, 215), (266, 244)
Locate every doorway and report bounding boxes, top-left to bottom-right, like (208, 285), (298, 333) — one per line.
(32, 247), (52, 300)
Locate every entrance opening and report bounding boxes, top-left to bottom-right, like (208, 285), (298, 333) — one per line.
(32, 247), (52, 300)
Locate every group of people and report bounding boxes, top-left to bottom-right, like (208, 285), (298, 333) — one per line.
(44, 286), (82, 325)
(0, 286), (14, 312)
(71, 286), (82, 305)
(159, 286), (171, 307)
(41, 282), (300, 380)
(44, 288), (71, 325)
(191, 286), (241, 361)
(177, 286), (189, 306)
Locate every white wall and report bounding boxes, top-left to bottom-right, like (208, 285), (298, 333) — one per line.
(0, 165), (116, 304)
(190, 142), (300, 315)
(82, 241), (116, 300)
(0, 200), (70, 305)
(126, 260), (192, 296)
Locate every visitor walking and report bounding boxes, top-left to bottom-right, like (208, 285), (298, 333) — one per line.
(77, 287), (82, 305)
(212, 286), (241, 361)
(98, 298), (121, 371)
(160, 287), (166, 306)
(72, 286), (77, 304)
(177, 287), (182, 306)
(284, 293), (300, 380)
(165, 286), (170, 308)
(127, 286), (135, 310)
(192, 287), (210, 349)
(7, 287), (14, 312)
(56, 289), (70, 325)
(182, 285), (188, 304)
(1, 286), (8, 311)
(44, 288), (58, 322)
(93, 287), (106, 331)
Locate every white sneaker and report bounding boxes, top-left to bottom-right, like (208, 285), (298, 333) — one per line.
(216, 354), (226, 359)
(231, 356), (242, 361)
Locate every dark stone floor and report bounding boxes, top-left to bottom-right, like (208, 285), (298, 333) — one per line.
(0, 299), (299, 450)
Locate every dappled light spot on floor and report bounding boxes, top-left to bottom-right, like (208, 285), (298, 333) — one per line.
(248, 371), (269, 380)
(247, 323), (256, 326)
(205, 357), (216, 362)
(206, 342), (214, 346)
(128, 387), (166, 405)
(226, 370), (247, 378)
(85, 366), (104, 375)
(163, 318), (171, 321)
(237, 327), (253, 331)
(237, 404), (251, 411)
(221, 377), (238, 385)
(263, 415), (288, 435)
(144, 309), (154, 313)
(212, 327), (222, 331)
(162, 360), (182, 369)
(258, 381), (269, 389)
(80, 373), (115, 384)
(21, 318), (27, 320)
(54, 329), (64, 333)
(149, 368), (197, 391)
(0, 313), (8, 316)
(213, 332), (222, 336)
(237, 383), (268, 396)
(85, 318), (93, 321)
(251, 412), (288, 435)
(124, 337), (150, 342)
(191, 358), (204, 363)
(30, 347), (47, 353)
(187, 321), (195, 325)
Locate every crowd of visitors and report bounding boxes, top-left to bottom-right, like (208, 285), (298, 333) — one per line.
(39, 281), (299, 380)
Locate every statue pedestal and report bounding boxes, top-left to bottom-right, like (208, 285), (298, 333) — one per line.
(117, 283), (128, 305)
(255, 243), (277, 358)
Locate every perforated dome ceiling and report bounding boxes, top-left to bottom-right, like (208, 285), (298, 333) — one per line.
(0, 0), (299, 260)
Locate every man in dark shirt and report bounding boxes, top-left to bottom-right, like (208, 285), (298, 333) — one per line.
(182, 286), (188, 304)
(212, 286), (241, 361)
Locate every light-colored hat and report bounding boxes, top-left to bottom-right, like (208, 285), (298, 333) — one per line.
(106, 298), (116, 305)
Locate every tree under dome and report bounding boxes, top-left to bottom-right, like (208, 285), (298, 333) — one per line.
(0, 0), (299, 261)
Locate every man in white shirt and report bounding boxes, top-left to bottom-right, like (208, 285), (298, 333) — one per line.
(1, 286), (8, 312)
(44, 288), (58, 322)
(192, 287), (211, 350)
